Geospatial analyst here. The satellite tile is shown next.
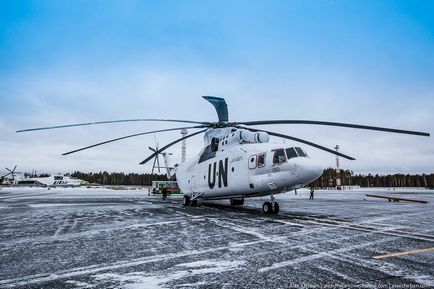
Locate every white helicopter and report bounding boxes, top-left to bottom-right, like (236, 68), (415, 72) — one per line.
(17, 96), (430, 214)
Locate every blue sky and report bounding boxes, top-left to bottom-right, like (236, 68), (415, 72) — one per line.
(1, 0), (433, 174)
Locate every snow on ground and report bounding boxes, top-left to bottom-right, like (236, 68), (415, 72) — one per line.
(0, 187), (433, 288)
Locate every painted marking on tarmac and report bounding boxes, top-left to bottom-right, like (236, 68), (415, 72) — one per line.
(373, 247), (434, 260)
(286, 217), (434, 242)
(259, 238), (395, 272)
(0, 240), (261, 287)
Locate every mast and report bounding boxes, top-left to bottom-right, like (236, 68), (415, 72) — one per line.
(180, 129), (188, 163)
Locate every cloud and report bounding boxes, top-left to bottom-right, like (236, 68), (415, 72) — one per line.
(0, 62), (433, 175)
(1, 1), (433, 175)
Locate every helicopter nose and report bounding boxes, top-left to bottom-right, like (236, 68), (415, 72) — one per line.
(297, 159), (323, 183)
(306, 162), (323, 182)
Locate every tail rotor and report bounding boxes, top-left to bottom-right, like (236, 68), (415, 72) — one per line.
(148, 145), (163, 174)
(149, 136), (162, 174)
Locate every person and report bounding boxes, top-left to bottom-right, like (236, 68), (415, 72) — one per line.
(309, 187), (314, 200)
(162, 187), (168, 200)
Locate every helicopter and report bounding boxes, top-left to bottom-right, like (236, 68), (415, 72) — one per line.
(17, 96), (430, 214)
(1, 165), (20, 186)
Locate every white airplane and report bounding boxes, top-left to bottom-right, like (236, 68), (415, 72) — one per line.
(17, 96), (430, 214)
(15, 174), (82, 188)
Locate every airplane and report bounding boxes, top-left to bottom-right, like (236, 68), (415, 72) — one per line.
(17, 96), (430, 214)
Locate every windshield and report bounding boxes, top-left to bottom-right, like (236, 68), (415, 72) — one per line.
(295, 147), (308, 157)
(286, 147), (308, 159)
(285, 148), (298, 160)
(273, 149), (286, 164)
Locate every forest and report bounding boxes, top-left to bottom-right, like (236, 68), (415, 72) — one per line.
(310, 168), (434, 188)
(70, 171), (167, 186)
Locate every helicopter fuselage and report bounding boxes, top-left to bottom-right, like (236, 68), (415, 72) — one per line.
(176, 128), (322, 200)
(16, 95), (429, 214)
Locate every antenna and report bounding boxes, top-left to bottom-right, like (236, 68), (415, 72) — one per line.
(335, 145), (341, 190)
(180, 129), (188, 163)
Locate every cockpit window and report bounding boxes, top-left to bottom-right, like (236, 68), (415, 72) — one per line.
(210, 137), (219, 152)
(295, 147), (307, 157)
(199, 142), (217, 163)
(273, 149), (286, 164)
(285, 148), (298, 160)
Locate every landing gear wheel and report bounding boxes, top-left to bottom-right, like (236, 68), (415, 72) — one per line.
(272, 202), (279, 214)
(262, 202), (272, 214)
(191, 200), (198, 207)
(182, 195), (190, 206)
(230, 198), (244, 206)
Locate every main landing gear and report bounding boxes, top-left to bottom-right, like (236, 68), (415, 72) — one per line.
(182, 195), (197, 207)
(262, 194), (279, 214)
(230, 198), (244, 206)
(182, 195), (190, 206)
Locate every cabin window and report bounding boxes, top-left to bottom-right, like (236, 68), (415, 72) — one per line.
(295, 147), (308, 157)
(285, 148), (298, 160)
(249, 155), (257, 169)
(273, 149), (286, 164)
(257, 153), (266, 168)
(54, 176), (63, 180)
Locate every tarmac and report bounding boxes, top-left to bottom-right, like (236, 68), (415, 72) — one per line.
(1, 187), (434, 288)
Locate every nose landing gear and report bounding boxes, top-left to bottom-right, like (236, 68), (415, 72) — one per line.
(182, 195), (190, 206)
(263, 194), (279, 214)
(182, 194), (198, 207)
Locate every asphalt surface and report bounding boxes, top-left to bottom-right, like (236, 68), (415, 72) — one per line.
(1, 187), (434, 289)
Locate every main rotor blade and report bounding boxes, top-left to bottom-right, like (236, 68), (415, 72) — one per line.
(239, 126), (356, 160)
(140, 129), (207, 165)
(148, 146), (157, 152)
(17, 119), (210, 133)
(62, 125), (208, 156)
(237, 120), (430, 137)
(202, 96), (228, 122)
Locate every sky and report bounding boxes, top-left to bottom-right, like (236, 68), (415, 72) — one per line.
(0, 0), (434, 175)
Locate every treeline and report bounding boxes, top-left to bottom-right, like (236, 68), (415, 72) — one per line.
(310, 168), (434, 188)
(69, 169), (434, 188)
(71, 171), (168, 186)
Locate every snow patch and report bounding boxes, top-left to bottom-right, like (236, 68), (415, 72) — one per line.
(91, 260), (245, 288)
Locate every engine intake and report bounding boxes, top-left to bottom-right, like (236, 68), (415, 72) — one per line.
(254, 132), (270, 143)
(239, 130), (269, 143)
